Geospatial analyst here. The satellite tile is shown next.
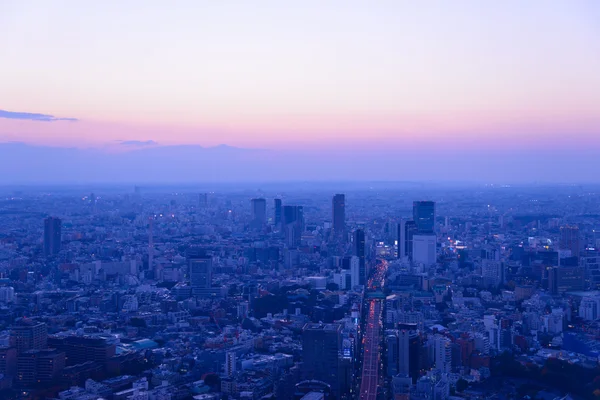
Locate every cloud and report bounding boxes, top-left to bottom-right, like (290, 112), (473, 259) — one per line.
(0, 109), (78, 122)
(118, 140), (158, 146)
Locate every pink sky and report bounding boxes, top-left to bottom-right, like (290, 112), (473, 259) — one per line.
(1, 1), (599, 151)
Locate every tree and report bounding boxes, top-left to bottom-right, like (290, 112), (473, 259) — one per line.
(204, 373), (221, 388)
(456, 378), (469, 392)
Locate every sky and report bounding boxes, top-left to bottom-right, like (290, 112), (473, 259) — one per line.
(1, 1), (600, 182)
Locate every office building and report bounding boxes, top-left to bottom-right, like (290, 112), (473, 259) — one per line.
(560, 225), (581, 257)
(283, 205), (304, 247)
(332, 194), (345, 238)
(0, 347), (17, 376)
(47, 335), (117, 367)
(413, 201), (435, 234)
(398, 323), (420, 382)
(482, 260), (506, 287)
(274, 198), (282, 226)
(386, 333), (399, 377)
(342, 255), (360, 289)
(44, 216), (62, 256)
(302, 323), (342, 399)
(16, 349), (65, 387)
(404, 221), (418, 260)
(189, 253), (213, 296)
(353, 229), (366, 284)
(582, 254), (600, 290)
(548, 265), (585, 294)
(397, 220), (406, 259)
(10, 320), (48, 354)
(412, 234), (437, 266)
(21, 350), (65, 387)
(250, 198), (267, 230)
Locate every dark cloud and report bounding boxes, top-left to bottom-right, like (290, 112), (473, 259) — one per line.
(0, 109), (78, 122)
(118, 140), (158, 146)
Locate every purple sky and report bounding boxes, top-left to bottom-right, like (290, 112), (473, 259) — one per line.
(1, 1), (599, 182)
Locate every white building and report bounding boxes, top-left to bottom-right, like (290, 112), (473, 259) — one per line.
(579, 296), (600, 321)
(0, 286), (15, 303)
(413, 234), (436, 266)
(225, 351), (237, 376)
(433, 335), (452, 373)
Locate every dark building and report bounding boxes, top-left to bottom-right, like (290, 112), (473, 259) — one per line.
(548, 265), (585, 294)
(10, 320), (48, 354)
(398, 323), (421, 383)
(302, 323), (343, 399)
(332, 194), (346, 239)
(283, 205), (304, 227)
(44, 216), (62, 256)
(353, 229), (366, 285)
(0, 347), (17, 376)
(189, 253), (213, 296)
(16, 349), (65, 387)
(283, 205), (304, 247)
(294, 380), (332, 400)
(413, 201), (435, 234)
(560, 225), (581, 257)
(274, 198), (282, 226)
(47, 335), (117, 367)
(404, 221), (418, 260)
(251, 198), (267, 230)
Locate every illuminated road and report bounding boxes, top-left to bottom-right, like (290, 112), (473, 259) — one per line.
(359, 261), (387, 400)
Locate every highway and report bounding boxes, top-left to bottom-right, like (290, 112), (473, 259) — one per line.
(359, 260), (387, 400)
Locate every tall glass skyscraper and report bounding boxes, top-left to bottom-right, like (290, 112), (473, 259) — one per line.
(413, 201), (436, 234)
(332, 194), (346, 237)
(250, 198), (267, 230)
(44, 217), (62, 256)
(274, 198), (282, 226)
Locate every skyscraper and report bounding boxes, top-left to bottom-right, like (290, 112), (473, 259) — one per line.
(397, 219), (406, 259)
(274, 198), (282, 226)
(404, 221), (418, 260)
(560, 225), (580, 257)
(189, 253), (213, 296)
(283, 205), (304, 247)
(250, 198), (267, 230)
(398, 323), (421, 382)
(302, 323), (342, 399)
(44, 217), (62, 256)
(413, 201), (436, 234)
(353, 229), (366, 284)
(332, 194), (346, 238)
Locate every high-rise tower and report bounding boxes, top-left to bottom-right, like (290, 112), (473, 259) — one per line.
(413, 201), (436, 234)
(302, 323), (343, 398)
(274, 198), (282, 227)
(332, 194), (346, 238)
(44, 217), (62, 256)
(353, 229), (366, 284)
(250, 198), (267, 230)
